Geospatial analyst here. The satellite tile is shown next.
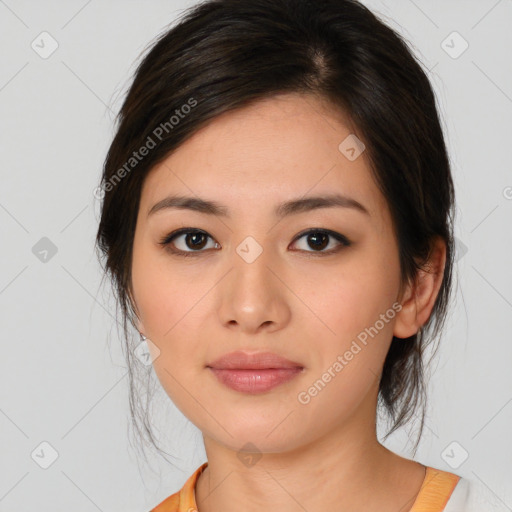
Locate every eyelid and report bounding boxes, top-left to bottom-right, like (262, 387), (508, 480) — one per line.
(158, 227), (351, 256)
(291, 228), (351, 249)
(158, 228), (218, 257)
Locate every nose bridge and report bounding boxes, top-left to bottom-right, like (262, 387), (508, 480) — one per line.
(217, 233), (289, 332)
(232, 234), (276, 298)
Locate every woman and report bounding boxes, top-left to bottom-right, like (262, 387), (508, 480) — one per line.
(95, 0), (506, 510)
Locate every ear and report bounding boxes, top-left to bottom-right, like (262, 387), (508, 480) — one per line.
(393, 237), (447, 339)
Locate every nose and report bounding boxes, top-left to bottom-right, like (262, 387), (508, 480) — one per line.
(216, 241), (291, 335)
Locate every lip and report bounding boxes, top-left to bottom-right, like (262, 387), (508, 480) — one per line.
(206, 351), (304, 394)
(207, 350), (304, 370)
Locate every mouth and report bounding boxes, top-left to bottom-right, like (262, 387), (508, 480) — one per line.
(208, 367), (304, 394)
(206, 351), (304, 394)
(207, 350), (304, 370)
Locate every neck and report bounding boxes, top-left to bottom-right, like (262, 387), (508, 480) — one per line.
(195, 407), (425, 512)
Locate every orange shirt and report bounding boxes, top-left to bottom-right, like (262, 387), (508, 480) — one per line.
(150, 463), (461, 512)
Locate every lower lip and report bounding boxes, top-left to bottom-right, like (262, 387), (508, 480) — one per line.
(208, 367), (303, 394)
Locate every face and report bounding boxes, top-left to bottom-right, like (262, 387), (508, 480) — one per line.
(130, 93), (406, 454)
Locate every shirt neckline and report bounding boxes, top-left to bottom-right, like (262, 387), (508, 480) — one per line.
(408, 466), (461, 511)
(181, 462), (460, 512)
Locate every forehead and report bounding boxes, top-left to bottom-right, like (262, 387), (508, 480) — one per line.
(140, 93), (387, 223)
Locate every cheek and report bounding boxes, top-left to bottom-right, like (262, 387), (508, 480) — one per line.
(134, 262), (210, 416)
(131, 244), (213, 402)
(132, 241), (204, 338)
(294, 272), (398, 421)
(292, 248), (400, 400)
(297, 256), (400, 342)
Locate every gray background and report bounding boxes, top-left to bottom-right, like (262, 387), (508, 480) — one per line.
(1, 0), (511, 510)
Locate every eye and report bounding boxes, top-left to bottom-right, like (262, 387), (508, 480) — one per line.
(290, 229), (351, 255)
(159, 228), (219, 257)
(159, 227), (351, 258)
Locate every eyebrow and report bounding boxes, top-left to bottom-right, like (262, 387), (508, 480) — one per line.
(148, 193), (370, 219)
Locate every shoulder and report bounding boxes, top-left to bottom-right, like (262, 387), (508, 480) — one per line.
(148, 462), (208, 512)
(443, 474), (510, 512)
(148, 492), (180, 512)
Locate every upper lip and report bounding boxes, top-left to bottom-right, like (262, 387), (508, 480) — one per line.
(207, 351), (303, 370)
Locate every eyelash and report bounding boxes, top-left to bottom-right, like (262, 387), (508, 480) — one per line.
(158, 227), (352, 258)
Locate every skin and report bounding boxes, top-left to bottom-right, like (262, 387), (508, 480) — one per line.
(130, 92), (446, 512)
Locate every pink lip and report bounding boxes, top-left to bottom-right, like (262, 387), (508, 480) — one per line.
(207, 351), (304, 394)
(207, 350), (303, 370)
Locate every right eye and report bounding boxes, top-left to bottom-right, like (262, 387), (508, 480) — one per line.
(159, 228), (220, 257)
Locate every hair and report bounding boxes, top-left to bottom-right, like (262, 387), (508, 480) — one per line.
(95, 0), (456, 462)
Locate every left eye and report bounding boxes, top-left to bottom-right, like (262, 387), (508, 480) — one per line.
(290, 229), (351, 254)
(159, 228), (351, 256)
(159, 229), (219, 254)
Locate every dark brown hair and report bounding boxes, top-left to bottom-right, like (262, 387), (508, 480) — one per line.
(95, 0), (456, 462)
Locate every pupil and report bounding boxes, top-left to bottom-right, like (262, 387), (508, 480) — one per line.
(309, 232), (328, 250)
(187, 232), (207, 250)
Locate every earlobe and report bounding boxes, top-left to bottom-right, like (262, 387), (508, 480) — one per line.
(393, 280), (417, 339)
(393, 237), (447, 339)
